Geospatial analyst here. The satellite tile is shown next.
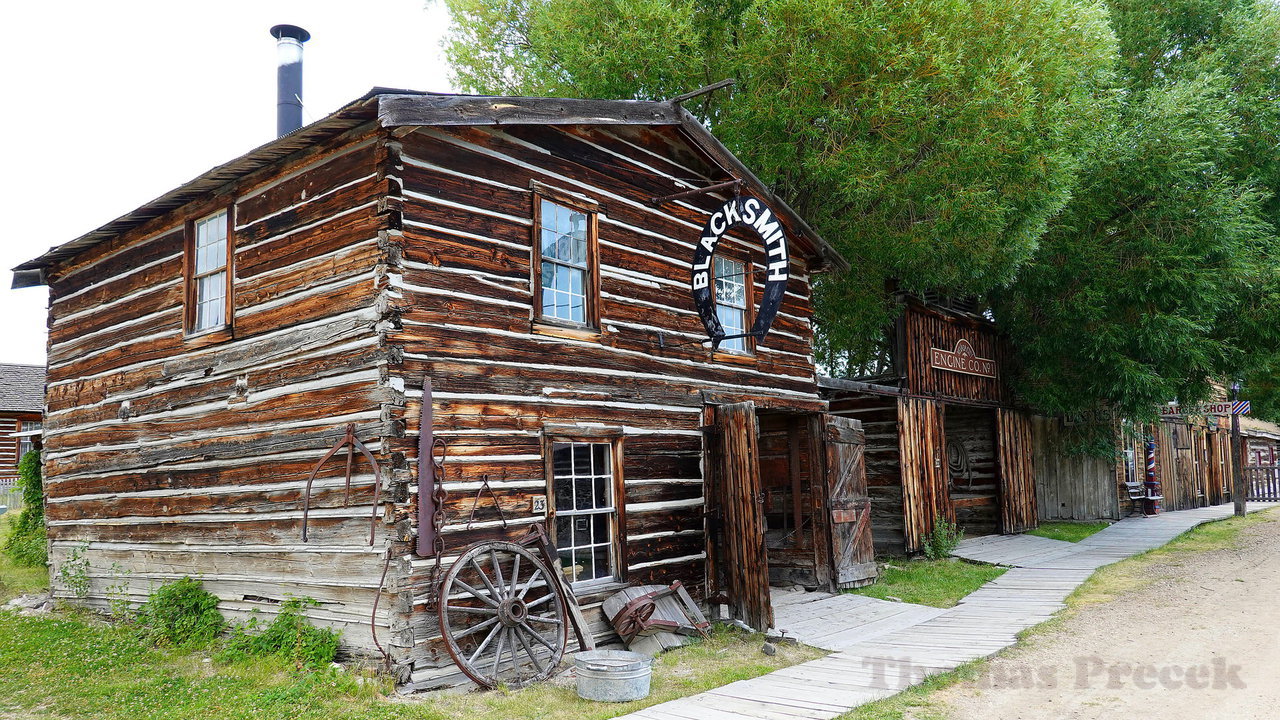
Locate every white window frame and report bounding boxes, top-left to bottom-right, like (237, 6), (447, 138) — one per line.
(548, 439), (620, 590)
(714, 255), (749, 352)
(187, 208), (231, 335)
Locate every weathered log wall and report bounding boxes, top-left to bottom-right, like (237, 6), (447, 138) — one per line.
(42, 127), (401, 649)
(374, 124), (824, 689)
(41, 117), (828, 691)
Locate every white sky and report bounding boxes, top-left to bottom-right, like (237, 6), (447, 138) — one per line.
(0, 0), (456, 365)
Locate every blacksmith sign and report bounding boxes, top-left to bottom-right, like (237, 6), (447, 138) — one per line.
(690, 196), (788, 348)
(929, 338), (996, 378)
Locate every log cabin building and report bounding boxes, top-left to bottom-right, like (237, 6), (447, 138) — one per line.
(822, 296), (1039, 554)
(14, 89), (881, 689)
(0, 363), (45, 486)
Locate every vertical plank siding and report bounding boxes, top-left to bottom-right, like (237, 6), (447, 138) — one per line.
(900, 302), (1011, 406)
(995, 409), (1037, 533)
(42, 131), (398, 643)
(898, 396), (949, 553)
(1031, 416), (1120, 521)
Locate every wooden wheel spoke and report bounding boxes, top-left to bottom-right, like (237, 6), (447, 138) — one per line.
(470, 557), (503, 600)
(518, 620), (557, 653)
(491, 550), (506, 598)
(490, 626), (508, 679)
(526, 613), (563, 626)
(454, 578), (500, 607)
(452, 615), (499, 640)
(509, 552), (522, 599)
(467, 623), (502, 665)
(516, 568), (544, 600)
(514, 623), (546, 674)
(449, 604), (498, 615)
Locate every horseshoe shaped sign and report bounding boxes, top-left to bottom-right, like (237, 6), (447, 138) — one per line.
(690, 196), (789, 348)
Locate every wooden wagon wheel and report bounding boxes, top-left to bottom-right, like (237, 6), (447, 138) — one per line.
(438, 540), (568, 689)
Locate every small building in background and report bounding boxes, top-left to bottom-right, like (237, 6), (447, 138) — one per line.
(0, 363), (45, 480)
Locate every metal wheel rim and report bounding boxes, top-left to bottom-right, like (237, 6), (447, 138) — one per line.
(438, 540), (568, 689)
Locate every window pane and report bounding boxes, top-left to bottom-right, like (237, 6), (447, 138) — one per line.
(195, 211), (228, 274)
(592, 513), (609, 543)
(555, 517), (573, 550)
(594, 476), (610, 507)
(591, 547), (609, 581)
(592, 444), (609, 475)
(573, 515), (591, 547)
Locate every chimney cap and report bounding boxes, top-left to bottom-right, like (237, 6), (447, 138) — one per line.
(270, 24), (311, 43)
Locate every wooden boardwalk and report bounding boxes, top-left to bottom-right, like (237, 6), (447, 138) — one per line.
(621, 502), (1279, 720)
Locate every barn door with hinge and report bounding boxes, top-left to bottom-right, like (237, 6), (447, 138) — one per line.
(711, 401), (772, 631)
(822, 414), (877, 589)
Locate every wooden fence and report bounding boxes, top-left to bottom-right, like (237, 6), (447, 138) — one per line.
(0, 475), (21, 514)
(1245, 466), (1280, 502)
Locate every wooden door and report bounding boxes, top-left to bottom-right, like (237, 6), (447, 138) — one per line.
(997, 408), (1038, 533)
(899, 397), (950, 553)
(823, 414), (877, 589)
(712, 402), (772, 631)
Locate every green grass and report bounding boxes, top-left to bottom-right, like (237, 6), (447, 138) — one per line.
(847, 559), (1006, 608)
(1026, 521), (1111, 543)
(0, 513), (48, 602)
(0, 597), (822, 720)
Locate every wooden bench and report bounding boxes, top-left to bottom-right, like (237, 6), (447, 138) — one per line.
(1124, 482), (1163, 517)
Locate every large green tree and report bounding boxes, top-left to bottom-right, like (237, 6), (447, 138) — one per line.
(443, 0), (1118, 360)
(992, 0), (1280, 419)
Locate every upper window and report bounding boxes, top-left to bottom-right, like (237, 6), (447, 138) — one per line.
(714, 255), (749, 352)
(536, 197), (597, 327)
(187, 209), (231, 334)
(550, 441), (618, 587)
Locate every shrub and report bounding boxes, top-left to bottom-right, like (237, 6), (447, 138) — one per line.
(923, 518), (964, 560)
(135, 577), (226, 648)
(219, 597), (341, 669)
(3, 450), (47, 567)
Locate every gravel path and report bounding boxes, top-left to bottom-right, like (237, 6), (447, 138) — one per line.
(935, 510), (1280, 720)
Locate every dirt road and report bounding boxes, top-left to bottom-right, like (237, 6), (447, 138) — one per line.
(935, 511), (1280, 720)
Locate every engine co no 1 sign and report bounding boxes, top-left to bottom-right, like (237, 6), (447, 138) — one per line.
(690, 196), (788, 349)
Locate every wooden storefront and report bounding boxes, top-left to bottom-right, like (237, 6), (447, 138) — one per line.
(15, 89), (875, 690)
(823, 298), (1038, 555)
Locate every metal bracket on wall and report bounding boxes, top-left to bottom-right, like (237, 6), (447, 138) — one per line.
(300, 423), (383, 545)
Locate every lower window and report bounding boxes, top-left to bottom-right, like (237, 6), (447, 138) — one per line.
(550, 441), (618, 587)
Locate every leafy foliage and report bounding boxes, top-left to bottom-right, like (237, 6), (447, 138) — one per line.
(922, 519), (963, 560)
(134, 577), (226, 649)
(3, 450), (47, 567)
(993, 0), (1280, 418)
(218, 597), (341, 670)
(443, 0), (1119, 358)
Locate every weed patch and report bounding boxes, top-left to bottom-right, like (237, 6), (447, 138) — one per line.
(134, 577), (226, 649)
(922, 519), (963, 560)
(219, 597), (341, 669)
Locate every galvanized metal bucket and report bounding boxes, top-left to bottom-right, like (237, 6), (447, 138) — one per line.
(574, 649), (653, 702)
